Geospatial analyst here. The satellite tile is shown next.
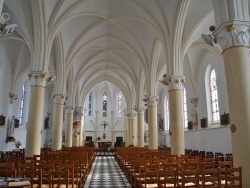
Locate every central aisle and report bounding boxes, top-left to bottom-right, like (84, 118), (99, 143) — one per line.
(84, 155), (131, 188)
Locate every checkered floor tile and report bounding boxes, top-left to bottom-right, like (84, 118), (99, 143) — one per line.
(95, 152), (115, 156)
(84, 156), (131, 188)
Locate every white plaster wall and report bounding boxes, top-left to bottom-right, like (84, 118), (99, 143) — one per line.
(196, 51), (229, 126)
(114, 120), (124, 131)
(185, 127), (232, 154)
(85, 131), (95, 141)
(114, 131), (124, 140)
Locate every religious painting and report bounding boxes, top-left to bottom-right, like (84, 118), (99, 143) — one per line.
(73, 121), (81, 137)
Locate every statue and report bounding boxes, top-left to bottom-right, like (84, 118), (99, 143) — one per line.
(191, 108), (198, 129)
(44, 112), (50, 129)
(159, 118), (164, 131)
(191, 108), (197, 123)
(6, 116), (16, 142)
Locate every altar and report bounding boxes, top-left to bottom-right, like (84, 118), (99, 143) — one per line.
(97, 141), (112, 148)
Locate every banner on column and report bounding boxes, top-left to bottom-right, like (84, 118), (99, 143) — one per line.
(73, 121), (81, 137)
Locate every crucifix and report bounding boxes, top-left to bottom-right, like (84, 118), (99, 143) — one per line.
(101, 121), (108, 131)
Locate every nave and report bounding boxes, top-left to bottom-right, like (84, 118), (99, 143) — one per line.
(84, 154), (131, 188)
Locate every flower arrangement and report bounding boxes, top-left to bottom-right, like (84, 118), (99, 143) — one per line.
(14, 140), (21, 148)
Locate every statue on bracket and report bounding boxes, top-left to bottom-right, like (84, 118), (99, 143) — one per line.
(6, 116), (16, 142)
(44, 112), (50, 129)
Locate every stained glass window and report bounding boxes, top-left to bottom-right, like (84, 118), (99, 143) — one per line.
(19, 85), (25, 126)
(183, 87), (188, 128)
(118, 91), (122, 117)
(103, 92), (107, 117)
(210, 68), (220, 123)
(165, 99), (169, 131)
(88, 91), (92, 116)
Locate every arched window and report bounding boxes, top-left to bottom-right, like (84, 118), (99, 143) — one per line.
(210, 68), (220, 123)
(88, 91), (92, 116)
(118, 91), (122, 117)
(103, 92), (107, 117)
(19, 84), (25, 126)
(183, 87), (188, 129)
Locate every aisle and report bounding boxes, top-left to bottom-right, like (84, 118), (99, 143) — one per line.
(84, 156), (131, 188)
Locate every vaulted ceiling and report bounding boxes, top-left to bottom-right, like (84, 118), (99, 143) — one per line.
(1, 0), (217, 106)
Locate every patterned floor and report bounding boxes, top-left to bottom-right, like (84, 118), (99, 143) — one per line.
(95, 152), (115, 156)
(84, 156), (131, 188)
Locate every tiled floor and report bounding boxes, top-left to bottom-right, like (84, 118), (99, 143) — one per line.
(84, 155), (131, 188)
(95, 152), (115, 156)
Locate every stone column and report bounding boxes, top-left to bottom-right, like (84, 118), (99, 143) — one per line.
(146, 96), (159, 150)
(72, 107), (83, 146)
(160, 76), (185, 156)
(25, 71), (49, 157)
(134, 107), (146, 147)
(126, 114), (131, 146)
(95, 111), (99, 144)
(128, 113), (137, 146)
(213, 21), (250, 187)
(0, 0), (4, 15)
(80, 109), (86, 146)
(123, 110), (128, 146)
(65, 106), (74, 147)
(111, 111), (115, 145)
(52, 94), (67, 151)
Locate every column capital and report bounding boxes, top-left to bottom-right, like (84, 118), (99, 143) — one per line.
(146, 96), (159, 107)
(213, 20), (250, 51)
(65, 106), (74, 114)
(160, 75), (185, 91)
(134, 106), (146, 115)
(110, 111), (114, 115)
(28, 71), (50, 87)
(9, 92), (17, 104)
(127, 113), (137, 120)
(53, 94), (67, 105)
(95, 111), (99, 115)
